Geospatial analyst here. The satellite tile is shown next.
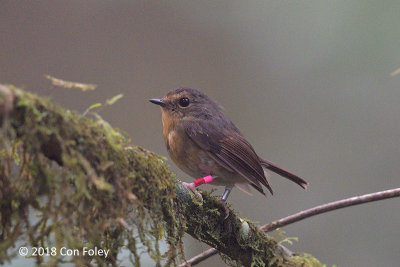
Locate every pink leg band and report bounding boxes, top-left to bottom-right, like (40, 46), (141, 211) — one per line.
(193, 175), (213, 187)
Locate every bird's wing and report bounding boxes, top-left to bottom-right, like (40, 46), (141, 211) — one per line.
(184, 120), (273, 195)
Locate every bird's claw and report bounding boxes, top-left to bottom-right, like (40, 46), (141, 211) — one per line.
(182, 182), (203, 201)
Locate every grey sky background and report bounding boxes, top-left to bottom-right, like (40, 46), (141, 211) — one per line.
(1, 1), (400, 266)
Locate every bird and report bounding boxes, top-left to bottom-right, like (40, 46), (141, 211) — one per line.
(149, 87), (308, 207)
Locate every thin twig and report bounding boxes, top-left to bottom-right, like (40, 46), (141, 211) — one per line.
(180, 187), (400, 266)
(261, 187), (400, 232)
(177, 248), (218, 267)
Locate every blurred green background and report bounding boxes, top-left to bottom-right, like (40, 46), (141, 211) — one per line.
(1, 1), (399, 266)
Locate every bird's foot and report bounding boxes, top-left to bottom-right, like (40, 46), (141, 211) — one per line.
(182, 182), (203, 201)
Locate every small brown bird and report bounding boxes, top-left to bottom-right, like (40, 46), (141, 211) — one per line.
(150, 87), (308, 205)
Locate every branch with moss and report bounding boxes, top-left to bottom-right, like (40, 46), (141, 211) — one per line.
(182, 187), (400, 266)
(0, 85), (322, 266)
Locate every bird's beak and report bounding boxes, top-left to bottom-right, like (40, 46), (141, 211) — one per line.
(149, 98), (166, 107)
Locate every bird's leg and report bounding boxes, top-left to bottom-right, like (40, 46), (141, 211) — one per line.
(182, 182), (202, 199)
(221, 186), (232, 202)
(182, 175), (214, 200)
(220, 186), (233, 219)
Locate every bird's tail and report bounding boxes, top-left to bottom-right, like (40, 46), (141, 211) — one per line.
(259, 158), (308, 189)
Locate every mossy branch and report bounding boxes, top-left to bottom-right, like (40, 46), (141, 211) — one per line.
(0, 85), (322, 266)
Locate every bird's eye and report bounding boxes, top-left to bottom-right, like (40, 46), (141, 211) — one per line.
(178, 97), (190, 107)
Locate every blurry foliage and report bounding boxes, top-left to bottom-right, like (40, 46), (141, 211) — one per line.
(273, 228), (298, 246)
(83, 93), (124, 116)
(45, 75), (97, 91)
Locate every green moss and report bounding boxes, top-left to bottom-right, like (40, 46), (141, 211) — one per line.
(0, 86), (185, 266)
